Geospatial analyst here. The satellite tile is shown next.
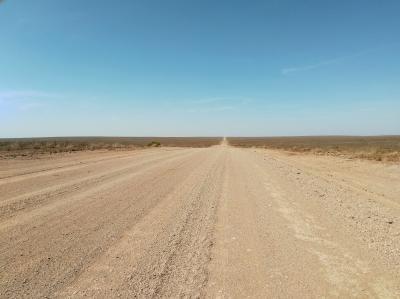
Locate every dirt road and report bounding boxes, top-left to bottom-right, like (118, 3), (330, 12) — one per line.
(1, 144), (399, 298)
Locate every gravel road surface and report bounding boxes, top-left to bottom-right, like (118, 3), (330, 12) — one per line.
(1, 144), (399, 298)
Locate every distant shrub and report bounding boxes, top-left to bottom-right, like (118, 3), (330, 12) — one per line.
(147, 141), (161, 147)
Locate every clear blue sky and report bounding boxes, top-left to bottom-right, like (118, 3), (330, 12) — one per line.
(1, 0), (399, 137)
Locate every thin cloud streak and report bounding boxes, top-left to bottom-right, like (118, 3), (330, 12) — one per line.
(281, 48), (379, 75)
(0, 90), (59, 101)
(0, 90), (60, 111)
(281, 58), (341, 75)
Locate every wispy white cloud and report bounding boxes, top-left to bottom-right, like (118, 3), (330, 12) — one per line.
(281, 58), (341, 75)
(0, 90), (60, 111)
(0, 90), (59, 100)
(281, 48), (377, 75)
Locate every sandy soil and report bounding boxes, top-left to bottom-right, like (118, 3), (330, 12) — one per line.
(0, 144), (399, 298)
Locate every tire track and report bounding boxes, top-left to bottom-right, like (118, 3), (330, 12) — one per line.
(0, 149), (197, 222)
(0, 148), (212, 298)
(56, 146), (226, 298)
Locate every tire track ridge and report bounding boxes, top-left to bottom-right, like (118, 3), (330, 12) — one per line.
(0, 149), (211, 298)
(0, 149), (200, 228)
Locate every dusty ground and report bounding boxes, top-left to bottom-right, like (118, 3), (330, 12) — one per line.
(0, 143), (399, 298)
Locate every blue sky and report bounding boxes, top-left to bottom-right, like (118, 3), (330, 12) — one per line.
(1, 0), (399, 137)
